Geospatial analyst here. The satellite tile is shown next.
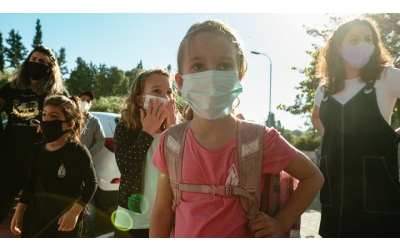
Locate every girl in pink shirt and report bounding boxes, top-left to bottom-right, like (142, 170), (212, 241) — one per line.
(150, 19), (324, 238)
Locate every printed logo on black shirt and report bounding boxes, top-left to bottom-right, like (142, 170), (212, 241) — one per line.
(12, 99), (39, 120)
(58, 164), (66, 178)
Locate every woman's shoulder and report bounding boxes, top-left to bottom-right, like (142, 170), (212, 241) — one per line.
(378, 66), (400, 88)
(380, 65), (400, 78)
(0, 82), (20, 94)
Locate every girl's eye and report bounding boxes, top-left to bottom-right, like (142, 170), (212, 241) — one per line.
(219, 63), (233, 71)
(153, 89), (161, 94)
(167, 90), (173, 96)
(192, 63), (204, 70)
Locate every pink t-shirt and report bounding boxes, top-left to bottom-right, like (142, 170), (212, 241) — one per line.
(152, 126), (297, 238)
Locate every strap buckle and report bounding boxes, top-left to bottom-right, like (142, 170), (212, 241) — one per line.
(212, 185), (231, 196)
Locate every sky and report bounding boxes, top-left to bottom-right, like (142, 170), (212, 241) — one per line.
(0, 1), (382, 131)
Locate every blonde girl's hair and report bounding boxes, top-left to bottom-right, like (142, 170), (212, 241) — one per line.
(120, 68), (173, 131)
(9, 44), (65, 96)
(177, 20), (247, 120)
(177, 19), (248, 78)
(43, 94), (84, 143)
(316, 17), (393, 95)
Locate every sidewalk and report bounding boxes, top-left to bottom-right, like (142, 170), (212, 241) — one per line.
(300, 193), (321, 238)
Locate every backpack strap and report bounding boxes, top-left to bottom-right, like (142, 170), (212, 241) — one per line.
(164, 121), (191, 211)
(237, 119), (265, 219)
(164, 121), (256, 211)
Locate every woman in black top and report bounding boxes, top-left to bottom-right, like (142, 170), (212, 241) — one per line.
(10, 95), (97, 238)
(0, 45), (68, 226)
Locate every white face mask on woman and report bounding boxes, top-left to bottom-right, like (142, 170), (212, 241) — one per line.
(341, 40), (375, 69)
(180, 70), (242, 120)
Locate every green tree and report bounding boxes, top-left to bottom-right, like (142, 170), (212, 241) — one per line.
(91, 95), (125, 113)
(292, 131), (322, 151)
(4, 29), (28, 68)
(278, 13), (400, 127)
(32, 19), (43, 48)
(94, 64), (127, 97)
(66, 57), (97, 95)
(125, 61), (144, 86)
(55, 47), (68, 76)
(0, 32), (4, 72)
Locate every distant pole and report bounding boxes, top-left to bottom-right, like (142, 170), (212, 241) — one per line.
(251, 50), (273, 127)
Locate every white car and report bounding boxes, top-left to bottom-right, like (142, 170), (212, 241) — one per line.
(90, 111), (121, 210)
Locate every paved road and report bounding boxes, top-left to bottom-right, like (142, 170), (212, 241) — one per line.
(299, 193), (321, 238)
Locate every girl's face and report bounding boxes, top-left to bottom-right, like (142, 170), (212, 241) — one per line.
(29, 51), (50, 66)
(42, 105), (73, 131)
(179, 32), (239, 76)
(136, 74), (173, 106)
(337, 24), (374, 54)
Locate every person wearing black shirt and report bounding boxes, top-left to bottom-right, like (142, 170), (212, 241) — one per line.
(0, 45), (68, 226)
(10, 95), (97, 238)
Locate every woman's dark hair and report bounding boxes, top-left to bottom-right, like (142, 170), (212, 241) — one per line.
(317, 17), (393, 94)
(9, 44), (64, 95)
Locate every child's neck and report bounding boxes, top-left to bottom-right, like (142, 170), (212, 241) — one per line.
(190, 115), (237, 151)
(45, 136), (68, 151)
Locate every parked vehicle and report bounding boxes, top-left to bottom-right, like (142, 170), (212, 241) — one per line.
(90, 111), (121, 210)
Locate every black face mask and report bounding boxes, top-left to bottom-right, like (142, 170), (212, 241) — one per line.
(40, 120), (68, 143)
(28, 62), (49, 80)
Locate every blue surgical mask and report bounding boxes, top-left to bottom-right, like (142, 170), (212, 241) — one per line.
(181, 70), (242, 120)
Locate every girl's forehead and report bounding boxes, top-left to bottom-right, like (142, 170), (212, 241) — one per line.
(144, 74), (172, 88)
(43, 105), (63, 114)
(30, 51), (47, 59)
(345, 25), (372, 38)
(184, 32), (237, 60)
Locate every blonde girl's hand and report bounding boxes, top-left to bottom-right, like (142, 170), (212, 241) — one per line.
(247, 212), (283, 238)
(141, 98), (167, 135)
(165, 98), (178, 128)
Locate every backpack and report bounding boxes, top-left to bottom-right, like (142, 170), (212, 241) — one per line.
(163, 119), (301, 238)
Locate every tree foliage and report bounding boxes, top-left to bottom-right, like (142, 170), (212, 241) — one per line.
(55, 47), (68, 76)
(91, 95), (125, 113)
(32, 19), (43, 48)
(4, 29), (28, 68)
(0, 32), (4, 72)
(278, 13), (400, 127)
(94, 64), (127, 97)
(66, 57), (98, 95)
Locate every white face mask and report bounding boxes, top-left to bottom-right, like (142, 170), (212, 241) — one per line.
(341, 40), (375, 69)
(181, 70), (242, 120)
(143, 95), (169, 110)
(81, 101), (90, 113)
